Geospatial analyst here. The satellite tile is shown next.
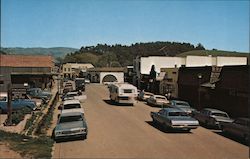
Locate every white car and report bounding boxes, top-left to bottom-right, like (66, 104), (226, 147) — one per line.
(61, 99), (84, 114)
(147, 95), (169, 107)
(138, 91), (154, 101)
(62, 91), (87, 103)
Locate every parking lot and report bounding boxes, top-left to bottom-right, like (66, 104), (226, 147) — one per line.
(53, 84), (248, 159)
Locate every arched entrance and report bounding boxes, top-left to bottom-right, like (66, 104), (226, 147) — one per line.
(102, 74), (118, 83)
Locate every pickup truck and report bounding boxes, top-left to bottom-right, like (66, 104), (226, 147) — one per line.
(151, 108), (199, 132)
(0, 92), (37, 113)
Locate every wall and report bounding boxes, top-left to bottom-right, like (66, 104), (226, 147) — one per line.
(216, 56), (247, 66)
(140, 56), (185, 74)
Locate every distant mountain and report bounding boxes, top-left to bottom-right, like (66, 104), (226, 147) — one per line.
(0, 47), (78, 58)
(177, 50), (249, 57)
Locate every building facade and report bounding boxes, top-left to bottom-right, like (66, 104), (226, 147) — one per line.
(0, 54), (54, 91)
(62, 63), (94, 79)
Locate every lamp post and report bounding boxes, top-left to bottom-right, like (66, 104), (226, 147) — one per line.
(197, 73), (203, 110)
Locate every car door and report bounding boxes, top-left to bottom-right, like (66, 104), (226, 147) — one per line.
(157, 109), (165, 123)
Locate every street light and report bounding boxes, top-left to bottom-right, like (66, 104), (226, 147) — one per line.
(197, 73), (203, 110)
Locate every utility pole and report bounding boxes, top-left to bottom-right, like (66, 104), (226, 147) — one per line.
(6, 83), (12, 126)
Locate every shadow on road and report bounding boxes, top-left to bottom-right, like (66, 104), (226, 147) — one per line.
(103, 99), (134, 107)
(212, 131), (249, 146)
(145, 121), (192, 134)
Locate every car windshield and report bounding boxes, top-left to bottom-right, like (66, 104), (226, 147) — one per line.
(60, 115), (83, 123)
(175, 102), (190, 107)
(123, 89), (134, 93)
(211, 112), (228, 118)
(64, 104), (81, 109)
(168, 112), (188, 117)
(156, 97), (166, 100)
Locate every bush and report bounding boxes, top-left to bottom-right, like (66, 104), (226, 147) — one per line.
(5, 107), (32, 125)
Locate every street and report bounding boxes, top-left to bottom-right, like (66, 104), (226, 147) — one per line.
(53, 84), (249, 159)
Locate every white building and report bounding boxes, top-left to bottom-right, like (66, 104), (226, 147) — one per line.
(137, 56), (247, 75)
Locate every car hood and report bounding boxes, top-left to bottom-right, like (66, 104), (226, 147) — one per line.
(41, 91), (52, 96)
(56, 121), (86, 130)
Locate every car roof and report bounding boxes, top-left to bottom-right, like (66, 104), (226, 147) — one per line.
(154, 95), (166, 98)
(61, 108), (84, 114)
(0, 92), (7, 96)
(203, 108), (227, 114)
(145, 92), (154, 95)
(60, 111), (83, 117)
(163, 107), (185, 113)
(66, 92), (78, 95)
(113, 83), (137, 89)
(63, 99), (80, 105)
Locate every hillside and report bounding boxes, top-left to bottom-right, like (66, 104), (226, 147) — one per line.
(0, 47), (78, 58)
(64, 42), (205, 67)
(177, 50), (249, 57)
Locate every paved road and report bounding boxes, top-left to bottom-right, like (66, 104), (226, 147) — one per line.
(53, 84), (249, 159)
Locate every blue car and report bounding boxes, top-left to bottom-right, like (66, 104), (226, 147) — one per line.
(0, 92), (37, 113)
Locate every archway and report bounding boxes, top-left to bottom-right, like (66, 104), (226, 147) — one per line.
(102, 74), (118, 83)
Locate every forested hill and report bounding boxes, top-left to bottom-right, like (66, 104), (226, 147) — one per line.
(0, 47), (78, 58)
(64, 41), (205, 67)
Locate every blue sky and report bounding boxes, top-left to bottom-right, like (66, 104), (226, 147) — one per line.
(1, 0), (249, 52)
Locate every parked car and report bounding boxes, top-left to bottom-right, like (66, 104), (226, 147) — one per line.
(63, 85), (74, 94)
(62, 91), (87, 103)
(84, 79), (90, 84)
(193, 108), (233, 128)
(147, 95), (169, 107)
(138, 91), (154, 101)
(0, 92), (37, 113)
(54, 111), (88, 141)
(221, 118), (250, 142)
(168, 100), (197, 115)
(59, 99), (84, 114)
(27, 88), (52, 101)
(151, 108), (199, 131)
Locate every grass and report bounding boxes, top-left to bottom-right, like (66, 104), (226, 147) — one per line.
(0, 130), (54, 158)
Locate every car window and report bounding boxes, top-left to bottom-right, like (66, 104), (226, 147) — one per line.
(159, 109), (165, 115)
(211, 112), (228, 118)
(168, 112), (188, 117)
(64, 104), (81, 109)
(123, 89), (134, 93)
(59, 115), (83, 123)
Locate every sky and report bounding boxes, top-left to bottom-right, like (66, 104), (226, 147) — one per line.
(1, 0), (249, 52)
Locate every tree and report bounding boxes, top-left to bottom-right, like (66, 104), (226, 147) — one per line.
(195, 43), (205, 50)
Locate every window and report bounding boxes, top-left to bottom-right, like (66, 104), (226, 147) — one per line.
(123, 89), (133, 93)
(0, 81), (3, 84)
(64, 68), (67, 72)
(68, 68), (71, 72)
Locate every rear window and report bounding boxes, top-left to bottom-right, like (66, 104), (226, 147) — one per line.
(64, 104), (81, 109)
(123, 89), (134, 93)
(60, 115), (83, 123)
(168, 112), (188, 117)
